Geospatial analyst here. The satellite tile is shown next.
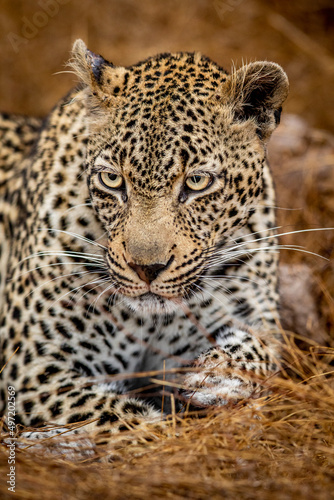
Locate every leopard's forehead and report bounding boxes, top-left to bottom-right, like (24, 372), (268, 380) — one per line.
(103, 52), (228, 98)
(86, 52), (250, 193)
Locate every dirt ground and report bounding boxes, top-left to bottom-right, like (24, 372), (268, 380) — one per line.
(1, 1), (334, 499)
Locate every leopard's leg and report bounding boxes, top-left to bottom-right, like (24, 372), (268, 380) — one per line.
(11, 370), (162, 435)
(2, 371), (162, 459)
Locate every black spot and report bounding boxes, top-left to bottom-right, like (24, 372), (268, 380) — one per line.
(9, 364), (18, 380)
(122, 402), (146, 415)
(77, 216), (89, 227)
(115, 353), (128, 369)
(229, 344), (241, 354)
(73, 361), (93, 376)
(37, 364), (61, 384)
(23, 400), (34, 414)
(97, 411), (119, 426)
(12, 306), (21, 322)
(24, 350), (32, 365)
(70, 316), (85, 332)
(49, 401), (63, 417)
(183, 124), (193, 133)
(30, 416), (44, 427)
(67, 412), (94, 424)
(40, 392), (51, 404)
(79, 341), (100, 353)
(55, 323), (72, 339)
(70, 393), (95, 408)
(180, 148), (189, 167)
(35, 341), (45, 355)
(228, 207), (238, 218)
(102, 362), (119, 375)
(120, 310), (130, 321)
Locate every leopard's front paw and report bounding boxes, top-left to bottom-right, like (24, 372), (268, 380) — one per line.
(180, 346), (256, 407)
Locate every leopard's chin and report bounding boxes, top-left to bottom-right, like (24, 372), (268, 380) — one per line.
(121, 292), (184, 315)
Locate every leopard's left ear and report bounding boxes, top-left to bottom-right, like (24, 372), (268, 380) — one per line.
(226, 61), (289, 140)
(70, 39), (114, 88)
(69, 39), (126, 112)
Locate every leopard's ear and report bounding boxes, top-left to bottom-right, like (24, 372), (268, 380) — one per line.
(226, 61), (289, 140)
(69, 39), (126, 110)
(70, 39), (113, 87)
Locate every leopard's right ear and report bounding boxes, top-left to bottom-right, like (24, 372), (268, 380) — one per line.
(69, 39), (127, 110)
(224, 61), (289, 141)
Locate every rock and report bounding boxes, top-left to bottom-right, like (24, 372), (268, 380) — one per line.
(279, 263), (325, 345)
(268, 115), (334, 345)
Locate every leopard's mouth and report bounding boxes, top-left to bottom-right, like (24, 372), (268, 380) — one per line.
(120, 291), (184, 315)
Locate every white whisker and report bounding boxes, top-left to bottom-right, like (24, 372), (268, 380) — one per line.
(22, 270), (107, 300)
(40, 228), (108, 250)
(90, 282), (118, 313)
(16, 263), (106, 280)
(20, 251), (104, 264)
(63, 203), (93, 214)
(46, 277), (110, 311)
(192, 282), (230, 308)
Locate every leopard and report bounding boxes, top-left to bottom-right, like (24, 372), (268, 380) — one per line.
(0, 39), (289, 447)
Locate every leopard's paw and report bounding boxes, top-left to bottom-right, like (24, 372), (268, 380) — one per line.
(180, 346), (256, 407)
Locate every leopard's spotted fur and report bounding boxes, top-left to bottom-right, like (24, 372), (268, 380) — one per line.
(0, 40), (288, 442)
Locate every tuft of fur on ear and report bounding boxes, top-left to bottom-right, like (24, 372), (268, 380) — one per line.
(68, 39), (127, 120)
(69, 39), (113, 87)
(226, 61), (289, 140)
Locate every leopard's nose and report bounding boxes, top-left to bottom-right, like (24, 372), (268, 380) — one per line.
(128, 256), (174, 284)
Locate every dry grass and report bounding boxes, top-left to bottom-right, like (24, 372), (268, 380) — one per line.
(1, 338), (334, 499)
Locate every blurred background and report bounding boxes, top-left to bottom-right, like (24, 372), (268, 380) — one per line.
(0, 0), (334, 131)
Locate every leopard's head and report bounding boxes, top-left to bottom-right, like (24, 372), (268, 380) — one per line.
(71, 40), (288, 313)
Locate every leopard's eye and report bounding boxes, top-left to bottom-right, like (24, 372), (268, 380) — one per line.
(185, 175), (212, 192)
(99, 172), (124, 190)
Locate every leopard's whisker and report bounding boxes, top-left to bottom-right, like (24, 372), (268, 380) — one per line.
(201, 226), (280, 258)
(53, 70), (78, 76)
(20, 251), (105, 264)
(204, 227), (333, 266)
(192, 282), (230, 308)
(46, 276), (111, 311)
(40, 228), (108, 250)
(62, 202), (93, 214)
(210, 227), (333, 259)
(73, 277), (112, 306)
(208, 244), (328, 267)
(16, 263), (107, 279)
(107, 286), (120, 308)
(90, 282), (119, 312)
(264, 205), (302, 211)
(16, 264), (106, 281)
(22, 270), (108, 300)
(200, 274), (266, 287)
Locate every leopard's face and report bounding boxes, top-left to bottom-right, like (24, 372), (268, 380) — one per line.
(72, 42), (288, 313)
